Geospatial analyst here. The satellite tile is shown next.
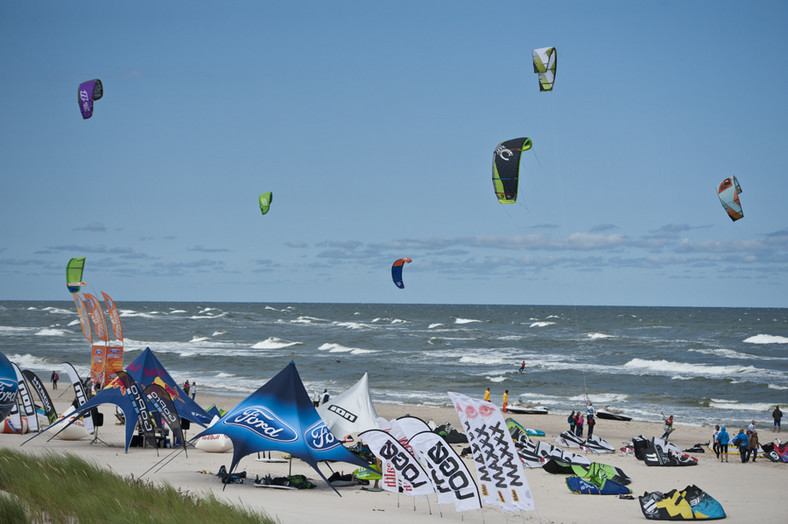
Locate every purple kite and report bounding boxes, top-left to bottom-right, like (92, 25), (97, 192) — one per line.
(78, 79), (103, 119)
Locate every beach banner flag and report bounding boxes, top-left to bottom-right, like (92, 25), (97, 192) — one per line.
(22, 370), (58, 424)
(71, 293), (92, 343)
(117, 371), (157, 448)
(359, 428), (434, 497)
(101, 293), (124, 384)
(398, 415), (482, 512)
(0, 352), (18, 423)
(144, 383), (186, 455)
(372, 417), (432, 496)
(100, 292), (123, 342)
(316, 372), (380, 438)
(83, 293), (108, 386)
(448, 392), (535, 512)
(194, 360), (370, 492)
(61, 362), (94, 433)
(11, 363), (38, 432)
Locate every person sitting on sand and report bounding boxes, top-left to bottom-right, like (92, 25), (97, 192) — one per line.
(717, 426), (730, 462)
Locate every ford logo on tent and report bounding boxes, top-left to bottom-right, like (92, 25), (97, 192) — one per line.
(305, 421), (340, 452)
(225, 407), (298, 442)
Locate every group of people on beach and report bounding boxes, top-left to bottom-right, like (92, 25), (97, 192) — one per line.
(567, 402), (596, 438)
(712, 420), (761, 463)
(182, 380), (197, 400)
(482, 387), (510, 412)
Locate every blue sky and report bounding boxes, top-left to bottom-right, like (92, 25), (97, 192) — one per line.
(1, 1), (786, 307)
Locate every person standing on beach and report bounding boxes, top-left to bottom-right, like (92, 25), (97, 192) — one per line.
(191, 381), (197, 400)
(51, 371), (58, 390)
(748, 430), (759, 462)
(712, 425), (721, 459)
(747, 420), (756, 433)
(575, 413), (584, 437)
(717, 426), (730, 462)
(183, 380), (190, 397)
(587, 414), (596, 438)
(321, 389), (330, 405)
(568, 411), (576, 433)
(483, 387), (491, 402)
(502, 390), (509, 413)
(772, 406), (782, 433)
(732, 429), (749, 463)
(661, 415), (674, 440)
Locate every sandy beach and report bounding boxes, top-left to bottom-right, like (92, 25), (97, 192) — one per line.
(1, 386), (783, 523)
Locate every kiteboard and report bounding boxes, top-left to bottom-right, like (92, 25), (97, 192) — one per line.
(353, 467), (382, 481)
(596, 409), (632, 421)
(506, 403), (548, 415)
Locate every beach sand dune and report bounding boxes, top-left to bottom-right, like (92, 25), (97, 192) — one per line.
(1, 387), (782, 523)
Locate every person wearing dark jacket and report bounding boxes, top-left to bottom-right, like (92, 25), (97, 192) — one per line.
(587, 414), (596, 439)
(747, 430), (759, 462)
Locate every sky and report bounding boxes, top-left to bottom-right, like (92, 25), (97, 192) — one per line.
(1, 1), (787, 307)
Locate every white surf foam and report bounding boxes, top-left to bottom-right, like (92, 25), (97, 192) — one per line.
(35, 328), (69, 337)
(455, 318), (481, 325)
(744, 334), (788, 344)
(530, 321), (556, 328)
(252, 337), (302, 350)
(318, 342), (377, 355)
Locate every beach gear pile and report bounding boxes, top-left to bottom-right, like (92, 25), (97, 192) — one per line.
(630, 436), (698, 466)
(639, 485), (726, 520)
(216, 465), (246, 485)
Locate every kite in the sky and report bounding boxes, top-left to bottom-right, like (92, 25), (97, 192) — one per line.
(533, 47), (557, 92)
(718, 176), (743, 221)
(492, 138), (532, 203)
(78, 79), (103, 119)
(258, 192), (273, 215)
(66, 257), (86, 293)
(391, 258), (411, 289)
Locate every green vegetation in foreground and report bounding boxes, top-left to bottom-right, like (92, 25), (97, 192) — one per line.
(0, 449), (275, 523)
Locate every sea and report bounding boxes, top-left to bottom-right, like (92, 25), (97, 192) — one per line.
(1, 301), (786, 429)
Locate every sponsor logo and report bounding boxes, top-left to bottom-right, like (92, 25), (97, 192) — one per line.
(478, 404), (495, 417)
(305, 421), (340, 452)
(225, 407), (297, 442)
(0, 379), (18, 405)
(495, 144), (513, 161)
(327, 404), (357, 423)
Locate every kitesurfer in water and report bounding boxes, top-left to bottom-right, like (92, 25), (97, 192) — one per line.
(519, 361), (525, 373)
(502, 390), (509, 412)
(484, 387), (491, 402)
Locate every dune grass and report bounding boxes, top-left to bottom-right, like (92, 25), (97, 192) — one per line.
(0, 448), (275, 523)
